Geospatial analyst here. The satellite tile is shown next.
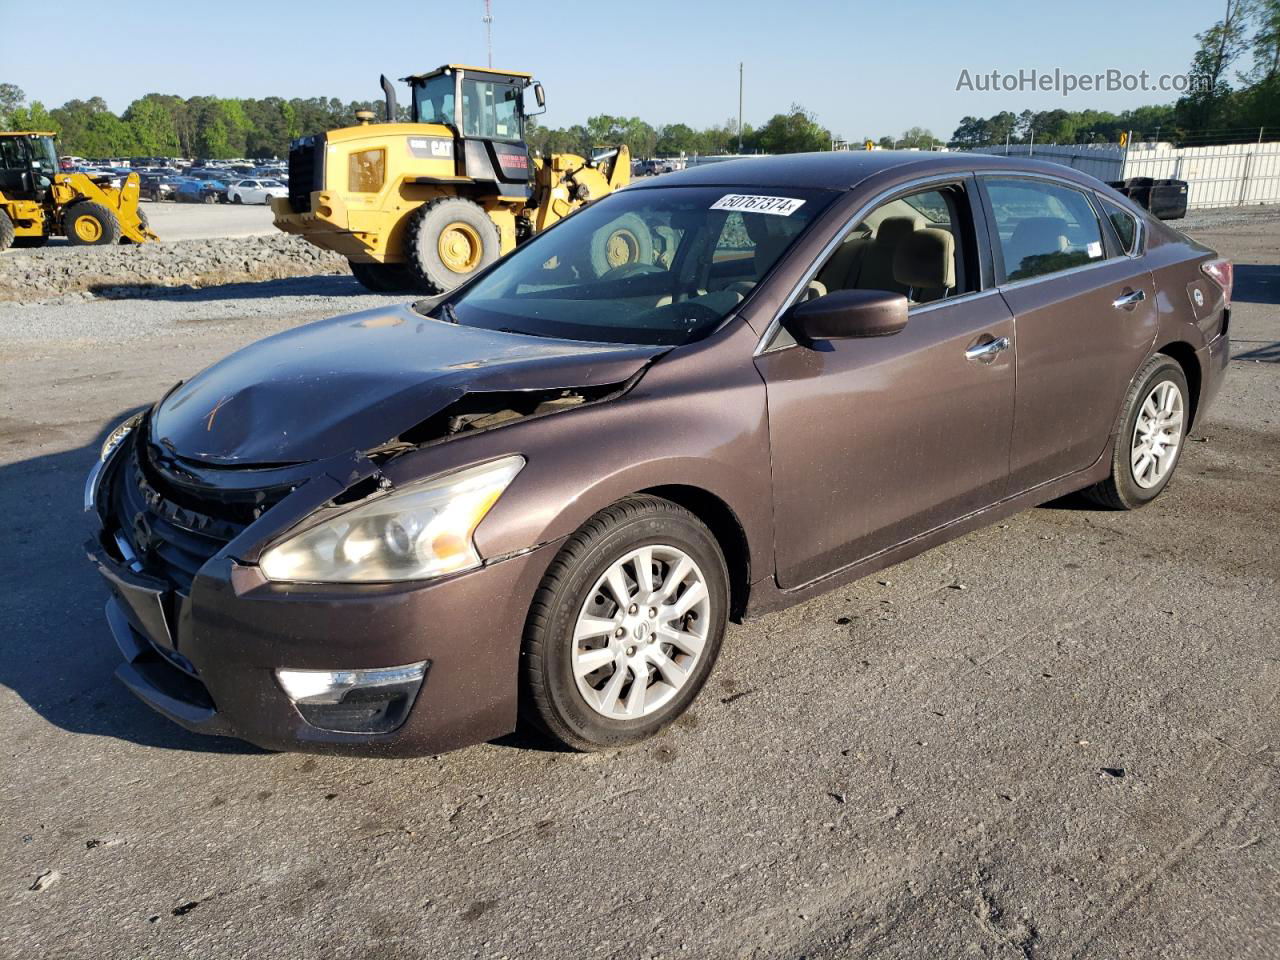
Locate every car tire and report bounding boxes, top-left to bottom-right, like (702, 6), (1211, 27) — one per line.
(1083, 354), (1190, 510)
(0, 209), (15, 251)
(64, 202), (122, 245)
(349, 260), (417, 293)
(404, 197), (501, 294)
(232, 193), (242, 204)
(521, 495), (729, 751)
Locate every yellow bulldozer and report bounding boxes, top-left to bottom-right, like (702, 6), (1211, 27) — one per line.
(0, 132), (157, 250)
(272, 65), (632, 293)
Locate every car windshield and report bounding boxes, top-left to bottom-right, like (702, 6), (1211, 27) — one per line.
(441, 185), (835, 346)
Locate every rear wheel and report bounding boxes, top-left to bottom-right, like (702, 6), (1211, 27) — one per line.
(64, 202), (121, 246)
(349, 260), (417, 293)
(521, 495), (729, 751)
(0, 209), (14, 251)
(405, 197), (501, 294)
(1083, 355), (1189, 510)
(232, 193), (242, 204)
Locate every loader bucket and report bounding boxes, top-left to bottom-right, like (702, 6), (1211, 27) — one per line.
(57, 172), (159, 243)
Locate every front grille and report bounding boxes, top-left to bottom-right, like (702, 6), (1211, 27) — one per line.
(287, 135), (324, 213)
(112, 445), (246, 592)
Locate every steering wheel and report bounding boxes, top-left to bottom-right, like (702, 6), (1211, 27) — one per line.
(599, 262), (666, 281)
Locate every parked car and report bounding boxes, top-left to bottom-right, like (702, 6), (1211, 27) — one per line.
(228, 178), (288, 204)
(86, 152), (1230, 756)
(173, 177), (228, 203)
(138, 174), (177, 202)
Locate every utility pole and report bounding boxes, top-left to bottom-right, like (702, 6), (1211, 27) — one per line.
(482, 0), (494, 68)
(737, 62), (747, 154)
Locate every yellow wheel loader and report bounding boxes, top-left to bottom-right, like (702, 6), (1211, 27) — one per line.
(271, 65), (632, 293)
(0, 132), (157, 250)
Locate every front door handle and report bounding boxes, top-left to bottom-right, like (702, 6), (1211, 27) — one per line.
(1113, 288), (1146, 309)
(965, 336), (1010, 363)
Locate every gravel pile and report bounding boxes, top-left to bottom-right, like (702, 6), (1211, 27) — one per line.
(0, 234), (348, 302)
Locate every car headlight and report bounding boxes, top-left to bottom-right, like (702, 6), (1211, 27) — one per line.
(259, 456), (525, 583)
(100, 412), (143, 461)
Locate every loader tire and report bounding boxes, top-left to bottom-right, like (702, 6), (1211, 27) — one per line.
(589, 212), (653, 277)
(64, 203), (122, 246)
(349, 260), (417, 293)
(0, 209), (14, 251)
(405, 197), (501, 294)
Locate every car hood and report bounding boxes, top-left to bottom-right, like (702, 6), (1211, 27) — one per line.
(150, 303), (665, 465)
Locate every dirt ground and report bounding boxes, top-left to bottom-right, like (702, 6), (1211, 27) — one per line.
(0, 209), (1276, 959)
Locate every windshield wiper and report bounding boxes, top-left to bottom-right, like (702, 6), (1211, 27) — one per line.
(437, 302), (460, 324)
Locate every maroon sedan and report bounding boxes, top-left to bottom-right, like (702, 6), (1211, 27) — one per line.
(85, 152), (1231, 755)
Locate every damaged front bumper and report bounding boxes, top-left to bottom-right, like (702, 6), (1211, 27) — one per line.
(85, 432), (558, 756)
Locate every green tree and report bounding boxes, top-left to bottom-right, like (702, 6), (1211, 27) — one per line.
(1248, 0), (1280, 81)
(656, 122), (696, 155)
(123, 97), (181, 155)
(0, 83), (24, 127)
(752, 104), (830, 154)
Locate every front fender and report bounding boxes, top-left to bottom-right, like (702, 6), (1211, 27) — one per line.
(379, 320), (775, 585)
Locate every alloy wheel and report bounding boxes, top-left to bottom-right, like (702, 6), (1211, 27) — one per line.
(1131, 380), (1184, 489)
(572, 544), (711, 720)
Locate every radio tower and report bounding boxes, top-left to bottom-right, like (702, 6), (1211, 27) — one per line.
(482, 0), (494, 68)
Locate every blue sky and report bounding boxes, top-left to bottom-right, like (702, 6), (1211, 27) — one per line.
(1, 0), (1215, 139)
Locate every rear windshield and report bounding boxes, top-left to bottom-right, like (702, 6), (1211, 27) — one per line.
(440, 185), (836, 346)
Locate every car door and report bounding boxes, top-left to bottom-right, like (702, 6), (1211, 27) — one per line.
(755, 177), (1016, 589)
(978, 176), (1159, 491)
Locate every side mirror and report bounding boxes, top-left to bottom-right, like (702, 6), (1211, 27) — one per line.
(533, 83), (546, 108)
(784, 289), (909, 342)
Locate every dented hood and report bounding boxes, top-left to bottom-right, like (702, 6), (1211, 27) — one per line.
(151, 303), (665, 465)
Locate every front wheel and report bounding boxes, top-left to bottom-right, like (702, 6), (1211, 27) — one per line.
(1084, 354), (1189, 510)
(64, 202), (122, 245)
(521, 495), (728, 751)
(232, 193), (242, 204)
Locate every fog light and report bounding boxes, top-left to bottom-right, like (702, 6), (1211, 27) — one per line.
(276, 662), (427, 734)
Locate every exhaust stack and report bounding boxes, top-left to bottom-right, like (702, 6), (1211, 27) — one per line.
(380, 75), (398, 123)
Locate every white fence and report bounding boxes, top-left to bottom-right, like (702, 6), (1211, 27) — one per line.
(968, 140), (1280, 209)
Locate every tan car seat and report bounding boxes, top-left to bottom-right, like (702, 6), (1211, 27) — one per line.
(893, 227), (956, 303)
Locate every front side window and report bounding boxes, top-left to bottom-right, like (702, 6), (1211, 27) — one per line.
(460, 79), (521, 140)
(0, 138), (25, 170)
(985, 178), (1106, 283)
(815, 185), (977, 304)
(442, 186), (835, 346)
(1100, 197), (1139, 255)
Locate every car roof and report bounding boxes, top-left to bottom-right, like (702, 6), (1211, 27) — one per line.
(630, 151), (1103, 193)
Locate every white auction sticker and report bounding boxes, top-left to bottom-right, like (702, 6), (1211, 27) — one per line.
(711, 194), (806, 216)
(1087, 241), (1103, 258)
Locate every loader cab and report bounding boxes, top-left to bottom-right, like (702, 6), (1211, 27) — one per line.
(0, 133), (58, 198)
(405, 65), (541, 198)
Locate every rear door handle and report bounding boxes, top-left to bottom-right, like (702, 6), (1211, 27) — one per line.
(1113, 289), (1146, 309)
(965, 336), (1010, 363)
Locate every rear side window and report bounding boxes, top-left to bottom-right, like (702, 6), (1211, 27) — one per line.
(1100, 197), (1139, 255)
(985, 178), (1106, 283)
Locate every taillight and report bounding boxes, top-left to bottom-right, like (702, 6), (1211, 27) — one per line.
(1201, 258), (1233, 307)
